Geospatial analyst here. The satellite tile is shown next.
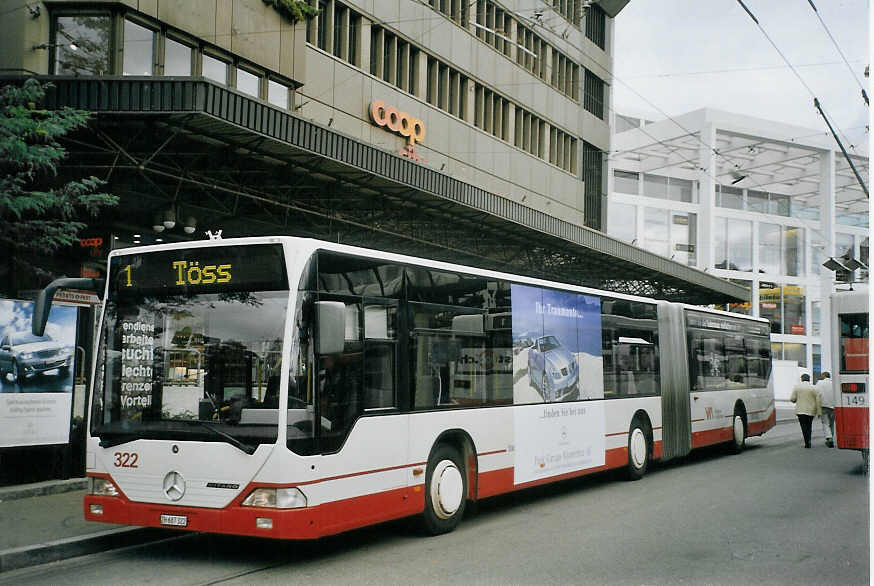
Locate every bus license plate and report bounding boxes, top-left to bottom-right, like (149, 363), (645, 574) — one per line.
(160, 514), (188, 527)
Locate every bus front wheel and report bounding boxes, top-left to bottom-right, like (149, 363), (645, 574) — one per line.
(421, 444), (467, 535)
(626, 419), (649, 481)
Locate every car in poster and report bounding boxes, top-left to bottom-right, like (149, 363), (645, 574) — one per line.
(0, 330), (73, 383)
(527, 335), (579, 402)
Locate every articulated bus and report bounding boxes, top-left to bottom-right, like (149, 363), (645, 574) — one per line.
(33, 236), (775, 538)
(830, 289), (869, 465)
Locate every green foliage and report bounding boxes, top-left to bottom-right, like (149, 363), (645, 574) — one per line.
(262, 0), (320, 23)
(0, 78), (117, 274)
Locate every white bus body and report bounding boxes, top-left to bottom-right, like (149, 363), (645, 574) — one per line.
(39, 236), (775, 538)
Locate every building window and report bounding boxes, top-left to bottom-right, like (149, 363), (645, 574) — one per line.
(583, 69), (605, 119)
(809, 230), (825, 275)
(549, 126), (578, 174)
(759, 283), (806, 335)
(164, 37), (192, 76)
(582, 141), (603, 230)
(811, 301), (821, 336)
(348, 13), (360, 66)
(759, 223), (804, 276)
(759, 222), (781, 274)
(784, 343), (807, 367)
(201, 53), (229, 85)
(515, 23), (543, 75)
(714, 218), (752, 271)
(643, 174), (667, 199)
(372, 27), (420, 98)
(614, 170), (639, 195)
(514, 108), (547, 159)
(122, 19), (154, 76)
(585, 4), (606, 49)
(551, 49), (579, 100)
(53, 14), (112, 75)
(725, 280), (752, 315)
(475, 84), (508, 138)
(759, 282), (781, 334)
(770, 341), (783, 361)
(476, 1), (511, 55)
(552, 0), (582, 27)
(268, 79), (290, 109)
(784, 226), (803, 276)
(316, 0), (328, 51)
(671, 211), (697, 266)
(235, 67), (260, 97)
(434, 0), (470, 26)
(716, 185), (743, 209)
(747, 189), (768, 213)
(426, 56), (468, 119)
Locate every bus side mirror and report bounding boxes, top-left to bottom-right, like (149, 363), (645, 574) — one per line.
(33, 277), (105, 337)
(316, 301), (345, 355)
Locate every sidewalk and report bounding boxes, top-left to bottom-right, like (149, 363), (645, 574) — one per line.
(0, 479), (168, 573)
(0, 406), (800, 573)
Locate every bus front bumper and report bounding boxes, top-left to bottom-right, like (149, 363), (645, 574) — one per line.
(84, 494), (322, 540)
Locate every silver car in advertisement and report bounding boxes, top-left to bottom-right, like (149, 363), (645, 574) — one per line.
(0, 330), (73, 383)
(528, 335), (579, 402)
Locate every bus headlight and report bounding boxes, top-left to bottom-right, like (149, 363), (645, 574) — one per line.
(89, 477), (119, 497)
(242, 487), (307, 509)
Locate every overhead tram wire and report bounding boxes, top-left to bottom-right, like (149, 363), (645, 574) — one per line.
(734, 0), (868, 196)
(805, 0), (869, 107)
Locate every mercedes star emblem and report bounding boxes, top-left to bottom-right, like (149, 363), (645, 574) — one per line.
(162, 470), (186, 501)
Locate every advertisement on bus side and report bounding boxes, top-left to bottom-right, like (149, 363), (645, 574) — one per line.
(510, 284), (604, 403)
(510, 284), (606, 484)
(0, 299), (77, 447)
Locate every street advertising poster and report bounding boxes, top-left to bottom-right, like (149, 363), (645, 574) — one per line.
(510, 284), (605, 484)
(0, 299), (77, 447)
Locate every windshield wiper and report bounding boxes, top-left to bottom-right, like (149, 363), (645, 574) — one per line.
(198, 423), (257, 455)
(99, 436), (135, 449)
(98, 432), (139, 449)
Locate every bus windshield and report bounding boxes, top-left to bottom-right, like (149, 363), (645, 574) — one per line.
(90, 244), (289, 452)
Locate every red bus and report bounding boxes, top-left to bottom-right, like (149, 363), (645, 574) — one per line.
(831, 289), (870, 467)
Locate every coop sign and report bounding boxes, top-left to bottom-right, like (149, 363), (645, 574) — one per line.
(369, 100), (426, 154)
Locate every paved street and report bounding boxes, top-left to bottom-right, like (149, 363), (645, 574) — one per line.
(1, 420), (867, 586)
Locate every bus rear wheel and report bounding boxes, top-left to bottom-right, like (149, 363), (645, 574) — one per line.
(729, 411), (746, 454)
(626, 419), (649, 481)
(421, 444), (467, 535)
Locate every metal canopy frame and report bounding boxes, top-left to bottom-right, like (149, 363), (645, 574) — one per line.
(24, 76), (749, 304)
(613, 113), (869, 220)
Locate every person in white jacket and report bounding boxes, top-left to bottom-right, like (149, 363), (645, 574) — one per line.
(816, 372), (835, 448)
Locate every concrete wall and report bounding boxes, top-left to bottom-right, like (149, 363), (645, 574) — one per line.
(1, 0), (616, 228)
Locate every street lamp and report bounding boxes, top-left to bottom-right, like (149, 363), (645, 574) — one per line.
(822, 257), (850, 272)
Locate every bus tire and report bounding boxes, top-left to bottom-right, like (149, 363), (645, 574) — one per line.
(729, 410), (746, 454)
(421, 444), (467, 535)
(626, 418), (649, 481)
